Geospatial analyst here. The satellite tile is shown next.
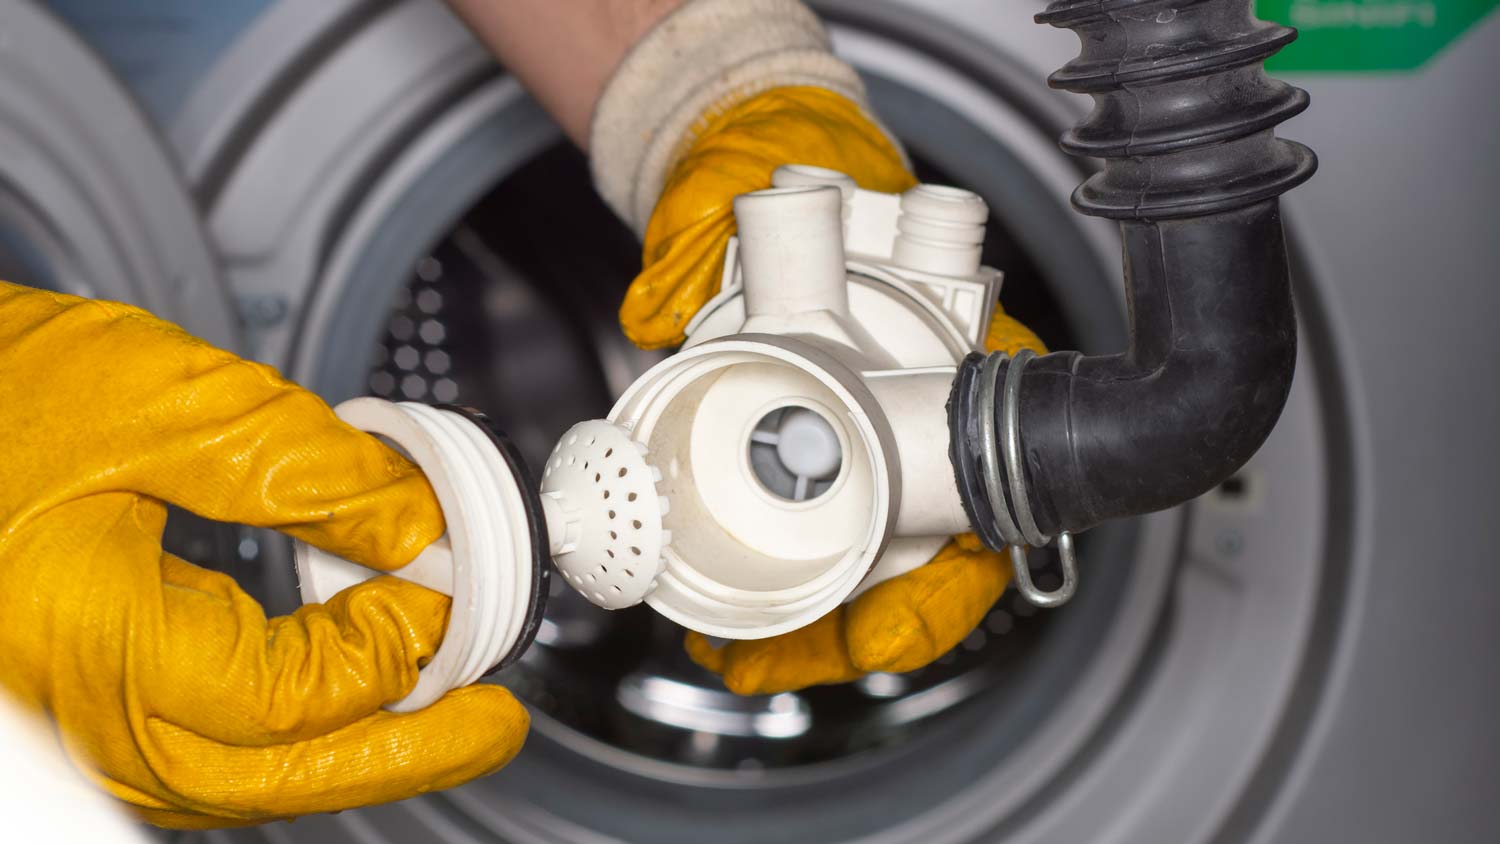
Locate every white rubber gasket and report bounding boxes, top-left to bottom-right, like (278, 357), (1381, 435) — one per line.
(294, 398), (539, 712)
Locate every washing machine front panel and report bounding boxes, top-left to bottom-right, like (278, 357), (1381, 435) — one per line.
(40, 0), (1486, 841)
(1242, 16), (1500, 843)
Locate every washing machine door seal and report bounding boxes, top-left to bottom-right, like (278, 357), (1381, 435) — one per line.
(0, 0), (239, 351)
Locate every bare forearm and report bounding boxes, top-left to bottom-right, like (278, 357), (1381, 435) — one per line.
(444, 0), (686, 147)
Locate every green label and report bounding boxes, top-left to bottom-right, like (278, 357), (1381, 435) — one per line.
(1257, 0), (1499, 70)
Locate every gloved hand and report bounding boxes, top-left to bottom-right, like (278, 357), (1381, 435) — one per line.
(617, 85), (1046, 693)
(620, 85), (916, 348)
(0, 282), (528, 828)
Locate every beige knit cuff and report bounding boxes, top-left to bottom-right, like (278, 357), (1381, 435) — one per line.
(588, 0), (894, 235)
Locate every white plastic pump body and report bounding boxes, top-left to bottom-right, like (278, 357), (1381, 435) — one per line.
(293, 167), (1003, 710)
(549, 165), (1000, 639)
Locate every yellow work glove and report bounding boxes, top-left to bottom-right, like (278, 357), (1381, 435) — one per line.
(0, 282), (528, 828)
(621, 85), (916, 349)
(618, 86), (1046, 694)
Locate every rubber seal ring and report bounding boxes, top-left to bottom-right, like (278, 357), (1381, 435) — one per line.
(436, 404), (551, 674)
(947, 353), (1009, 551)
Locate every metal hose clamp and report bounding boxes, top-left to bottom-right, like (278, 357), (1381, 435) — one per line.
(977, 349), (1078, 608)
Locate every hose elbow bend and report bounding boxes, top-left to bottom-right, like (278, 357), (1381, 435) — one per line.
(949, 0), (1317, 549)
(1029, 199), (1300, 536)
(952, 199), (1299, 543)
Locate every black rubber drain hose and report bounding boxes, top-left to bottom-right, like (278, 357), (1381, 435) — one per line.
(950, 0), (1318, 549)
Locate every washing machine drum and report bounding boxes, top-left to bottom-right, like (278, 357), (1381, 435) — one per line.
(0, 0), (238, 350)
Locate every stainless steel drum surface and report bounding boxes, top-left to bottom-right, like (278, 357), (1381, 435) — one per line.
(19, 1), (1500, 842)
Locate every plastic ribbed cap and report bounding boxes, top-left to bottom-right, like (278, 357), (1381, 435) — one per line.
(294, 398), (549, 712)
